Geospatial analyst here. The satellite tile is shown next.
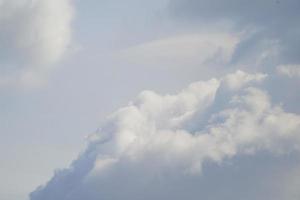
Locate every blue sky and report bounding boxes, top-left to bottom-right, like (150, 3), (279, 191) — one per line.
(0, 0), (300, 200)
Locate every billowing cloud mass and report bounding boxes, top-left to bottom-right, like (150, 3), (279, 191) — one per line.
(1, 1), (299, 200)
(30, 71), (300, 200)
(0, 0), (74, 88)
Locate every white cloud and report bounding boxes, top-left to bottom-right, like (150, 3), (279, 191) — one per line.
(0, 0), (74, 88)
(30, 70), (300, 200)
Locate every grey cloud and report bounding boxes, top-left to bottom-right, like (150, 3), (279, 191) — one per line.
(169, 0), (300, 69)
(170, 0), (299, 26)
(277, 64), (300, 78)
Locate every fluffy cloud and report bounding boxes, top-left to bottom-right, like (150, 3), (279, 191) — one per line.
(0, 0), (74, 88)
(30, 71), (300, 200)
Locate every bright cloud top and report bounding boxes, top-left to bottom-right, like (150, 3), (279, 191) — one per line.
(0, 0), (74, 88)
(30, 70), (300, 200)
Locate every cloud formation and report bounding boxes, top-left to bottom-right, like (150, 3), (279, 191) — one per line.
(30, 71), (300, 200)
(277, 64), (300, 78)
(169, 0), (300, 71)
(117, 32), (239, 69)
(0, 0), (74, 88)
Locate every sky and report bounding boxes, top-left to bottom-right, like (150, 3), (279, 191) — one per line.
(0, 0), (300, 200)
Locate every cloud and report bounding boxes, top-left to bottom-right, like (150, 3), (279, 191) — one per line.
(0, 0), (74, 88)
(116, 32), (239, 69)
(30, 70), (300, 200)
(168, 0), (300, 70)
(277, 64), (300, 78)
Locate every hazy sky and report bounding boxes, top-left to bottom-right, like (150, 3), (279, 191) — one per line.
(0, 0), (300, 200)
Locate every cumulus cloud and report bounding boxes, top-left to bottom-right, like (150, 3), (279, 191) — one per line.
(0, 0), (74, 88)
(30, 71), (300, 200)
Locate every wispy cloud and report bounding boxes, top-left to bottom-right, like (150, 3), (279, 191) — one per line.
(277, 64), (300, 78)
